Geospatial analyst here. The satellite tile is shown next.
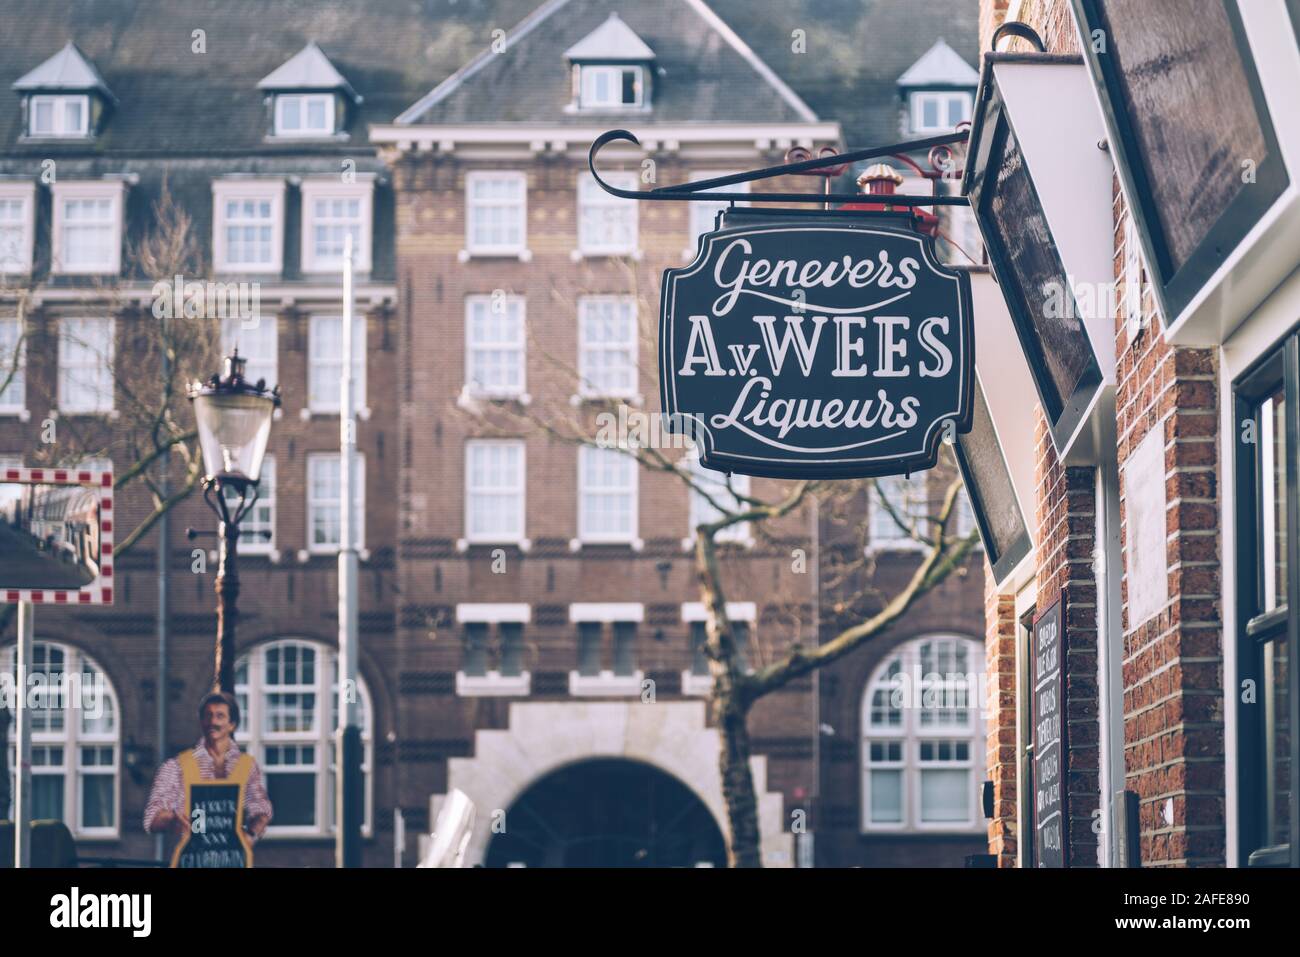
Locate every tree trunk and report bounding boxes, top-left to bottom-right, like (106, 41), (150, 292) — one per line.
(696, 527), (764, 867)
(716, 690), (762, 867)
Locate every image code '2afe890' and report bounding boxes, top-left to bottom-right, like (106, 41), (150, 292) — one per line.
(659, 213), (974, 479)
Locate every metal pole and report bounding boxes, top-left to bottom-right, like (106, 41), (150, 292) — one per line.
(156, 325), (170, 861)
(14, 600), (33, 868)
(336, 232), (363, 867)
(214, 507), (239, 694)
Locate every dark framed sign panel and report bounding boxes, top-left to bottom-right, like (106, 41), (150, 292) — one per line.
(953, 376), (1032, 584)
(659, 208), (973, 479)
(1032, 597), (1068, 868)
(1232, 333), (1300, 868)
(964, 76), (1105, 456)
(1070, 0), (1290, 328)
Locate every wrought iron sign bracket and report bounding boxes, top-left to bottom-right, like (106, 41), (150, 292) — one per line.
(588, 128), (970, 208)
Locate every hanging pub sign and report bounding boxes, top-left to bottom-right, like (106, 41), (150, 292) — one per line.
(659, 210), (973, 478)
(1033, 597), (1067, 868)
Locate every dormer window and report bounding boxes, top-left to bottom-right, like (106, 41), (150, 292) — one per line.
(909, 91), (972, 134)
(12, 42), (115, 142)
(580, 65), (643, 110)
(896, 39), (978, 136)
(30, 94), (88, 137)
(274, 93), (335, 137)
(258, 42), (359, 141)
(564, 13), (655, 114)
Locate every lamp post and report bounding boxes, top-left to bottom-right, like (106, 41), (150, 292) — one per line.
(188, 352), (280, 693)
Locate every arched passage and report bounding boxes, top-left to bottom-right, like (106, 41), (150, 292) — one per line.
(485, 758), (727, 867)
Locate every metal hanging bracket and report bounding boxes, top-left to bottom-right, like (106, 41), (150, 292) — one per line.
(587, 128), (970, 207)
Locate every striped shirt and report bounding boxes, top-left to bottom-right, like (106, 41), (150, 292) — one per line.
(143, 739), (273, 841)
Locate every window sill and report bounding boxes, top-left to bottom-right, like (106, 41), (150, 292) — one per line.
(570, 537), (643, 552)
(458, 388), (530, 409)
(681, 670), (712, 696)
(569, 670), (644, 696)
(569, 392), (642, 407)
(570, 248), (643, 262)
(456, 670), (531, 697)
(299, 547), (371, 562)
(0, 408), (30, 421)
(263, 132), (351, 144)
(213, 264), (284, 276)
(457, 538), (531, 553)
(458, 248), (532, 263)
(299, 406), (371, 421)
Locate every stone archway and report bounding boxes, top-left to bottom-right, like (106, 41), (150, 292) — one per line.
(427, 700), (793, 867)
(484, 757), (727, 867)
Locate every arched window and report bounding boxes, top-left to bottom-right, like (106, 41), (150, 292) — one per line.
(861, 635), (985, 832)
(234, 639), (373, 838)
(3, 640), (120, 837)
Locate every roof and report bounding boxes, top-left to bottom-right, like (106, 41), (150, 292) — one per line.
(0, 0), (978, 154)
(258, 42), (360, 101)
(564, 13), (656, 60)
(398, 0), (818, 126)
(897, 38), (979, 88)
(11, 41), (114, 99)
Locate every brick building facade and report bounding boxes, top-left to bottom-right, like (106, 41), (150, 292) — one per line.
(968, 0), (1299, 867)
(2, 0), (988, 868)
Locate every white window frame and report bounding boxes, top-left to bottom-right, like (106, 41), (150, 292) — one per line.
(306, 452), (366, 554)
(220, 315), (278, 393)
(308, 314), (366, 414)
(212, 179), (285, 275)
(464, 439), (526, 545)
(464, 295), (526, 399)
(578, 444), (638, 544)
(579, 65), (644, 110)
(51, 181), (124, 276)
(861, 635), (985, 833)
(273, 93), (335, 138)
(58, 317), (114, 415)
(685, 449), (752, 546)
(228, 454), (276, 554)
(4, 641), (121, 839)
(28, 94), (89, 138)
(868, 473), (929, 553)
(568, 603), (645, 695)
(300, 178), (374, 274)
(0, 316), (26, 414)
(909, 90), (973, 134)
(465, 171), (527, 257)
(454, 604), (532, 696)
(681, 601), (757, 695)
(0, 181), (36, 275)
(577, 171), (639, 256)
(235, 639), (372, 839)
(577, 295), (637, 399)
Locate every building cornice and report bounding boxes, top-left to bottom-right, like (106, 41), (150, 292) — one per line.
(369, 121), (842, 155)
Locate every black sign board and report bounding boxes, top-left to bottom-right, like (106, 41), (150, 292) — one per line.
(173, 783), (251, 869)
(659, 211), (973, 478)
(1032, 597), (1067, 868)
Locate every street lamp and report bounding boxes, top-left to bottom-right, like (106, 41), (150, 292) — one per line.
(189, 352), (280, 693)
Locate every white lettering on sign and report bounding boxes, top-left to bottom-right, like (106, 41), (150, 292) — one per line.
(660, 222), (971, 476)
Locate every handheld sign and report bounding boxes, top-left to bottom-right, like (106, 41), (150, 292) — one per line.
(1032, 598), (1067, 868)
(660, 210), (972, 478)
(171, 750), (255, 868)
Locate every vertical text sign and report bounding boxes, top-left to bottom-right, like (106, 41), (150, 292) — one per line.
(1033, 598), (1067, 868)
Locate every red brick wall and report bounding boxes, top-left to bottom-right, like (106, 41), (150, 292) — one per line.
(1034, 410), (1102, 866)
(984, 581), (1018, 866)
(1113, 183), (1225, 867)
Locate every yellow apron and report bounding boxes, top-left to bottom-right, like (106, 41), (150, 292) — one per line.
(169, 749), (255, 868)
